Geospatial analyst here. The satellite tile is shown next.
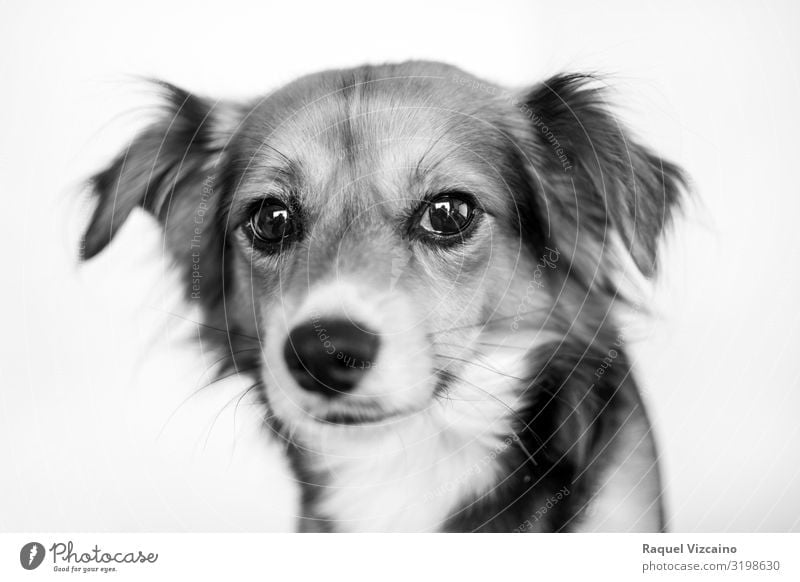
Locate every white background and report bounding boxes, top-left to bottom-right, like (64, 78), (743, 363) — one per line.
(1, 0), (798, 532)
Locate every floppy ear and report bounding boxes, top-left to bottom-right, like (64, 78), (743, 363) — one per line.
(521, 74), (686, 279)
(81, 82), (239, 261)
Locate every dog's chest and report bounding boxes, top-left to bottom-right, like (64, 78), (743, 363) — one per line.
(303, 416), (513, 532)
(294, 340), (531, 532)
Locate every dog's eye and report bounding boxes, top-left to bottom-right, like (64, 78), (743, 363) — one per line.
(246, 199), (295, 248)
(419, 194), (476, 237)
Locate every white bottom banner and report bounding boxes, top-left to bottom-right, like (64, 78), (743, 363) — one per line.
(1, 533), (797, 581)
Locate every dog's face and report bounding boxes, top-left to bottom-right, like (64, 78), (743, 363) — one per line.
(228, 66), (547, 435)
(82, 61), (683, 473)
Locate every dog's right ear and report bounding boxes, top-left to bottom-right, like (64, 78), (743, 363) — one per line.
(81, 82), (239, 260)
(517, 74), (686, 282)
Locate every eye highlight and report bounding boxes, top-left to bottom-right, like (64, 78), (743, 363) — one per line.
(418, 193), (478, 240)
(244, 198), (297, 252)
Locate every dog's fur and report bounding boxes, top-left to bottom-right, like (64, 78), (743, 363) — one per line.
(81, 61), (685, 532)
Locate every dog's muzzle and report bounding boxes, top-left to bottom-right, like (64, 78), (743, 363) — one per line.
(283, 318), (380, 397)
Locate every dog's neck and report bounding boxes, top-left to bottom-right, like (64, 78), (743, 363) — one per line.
(289, 409), (518, 532)
(276, 336), (552, 532)
(283, 341), (539, 532)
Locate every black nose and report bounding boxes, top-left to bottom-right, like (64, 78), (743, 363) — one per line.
(283, 318), (380, 397)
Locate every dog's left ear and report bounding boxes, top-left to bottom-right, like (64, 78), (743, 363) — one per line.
(519, 74), (686, 278)
(81, 82), (240, 261)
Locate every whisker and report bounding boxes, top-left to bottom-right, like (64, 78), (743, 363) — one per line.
(198, 348), (262, 383)
(148, 306), (261, 341)
(434, 341), (501, 358)
(472, 341), (531, 351)
(227, 382), (265, 461)
(428, 318), (512, 337)
(201, 381), (260, 452)
(435, 353), (526, 381)
(156, 356), (261, 441)
(429, 310), (552, 337)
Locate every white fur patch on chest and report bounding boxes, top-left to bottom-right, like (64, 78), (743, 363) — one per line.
(303, 344), (532, 532)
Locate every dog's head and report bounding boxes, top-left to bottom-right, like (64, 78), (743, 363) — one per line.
(82, 61), (683, 450)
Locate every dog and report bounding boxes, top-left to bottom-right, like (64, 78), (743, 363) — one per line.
(81, 61), (685, 532)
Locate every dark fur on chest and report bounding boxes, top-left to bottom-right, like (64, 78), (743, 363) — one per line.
(443, 343), (657, 532)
